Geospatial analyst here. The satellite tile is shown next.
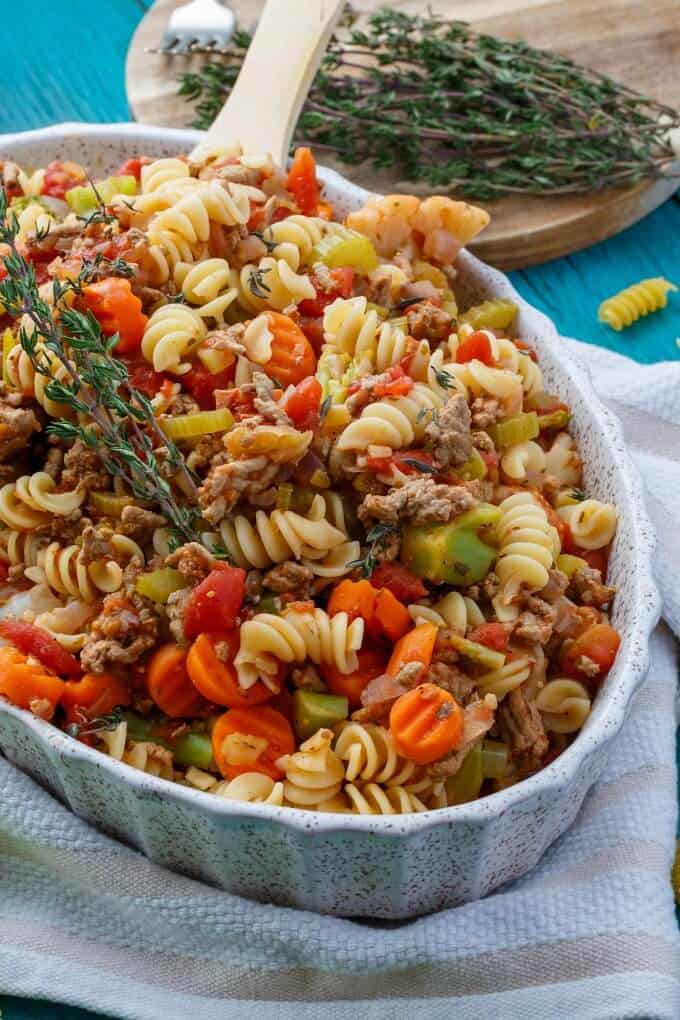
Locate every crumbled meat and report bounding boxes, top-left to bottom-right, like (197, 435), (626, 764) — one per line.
(351, 702), (391, 724)
(428, 747), (469, 779)
(80, 583), (160, 674)
(0, 399), (41, 462)
(160, 392), (201, 418)
(262, 561), (314, 597)
(399, 280), (441, 305)
(345, 388), (373, 416)
(497, 686), (549, 765)
(291, 664), (324, 691)
(205, 323), (247, 358)
(426, 660), (476, 704)
(471, 397), (504, 429)
(252, 371), (291, 426)
(472, 429), (494, 453)
(186, 433), (225, 473)
(199, 456), (285, 522)
(120, 505), (168, 543)
(512, 596), (557, 645)
(43, 446), (64, 481)
(424, 393), (472, 470)
(361, 271), (392, 308)
(575, 654), (601, 679)
(358, 476), (477, 526)
(166, 587), (191, 645)
(133, 285), (167, 309)
(165, 542), (216, 585)
(539, 568), (569, 603)
(406, 301), (453, 343)
(24, 216), (82, 256)
(61, 438), (110, 491)
(568, 566), (616, 608)
(245, 569), (263, 601)
(79, 524), (116, 566)
(310, 261), (337, 293)
(35, 509), (84, 543)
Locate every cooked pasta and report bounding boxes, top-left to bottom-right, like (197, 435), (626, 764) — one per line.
(598, 277), (677, 331)
(0, 145), (622, 816)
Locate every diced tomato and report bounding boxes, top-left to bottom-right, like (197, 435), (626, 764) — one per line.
(41, 160), (87, 199)
(0, 620), (81, 676)
(370, 562), (427, 603)
(247, 203), (266, 232)
(299, 316), (325, 353)
(286, 147), (321, 215)
(0, 561), (9, 583)
(298, 267), (354, 318)
(456, 330), (495, 366)
(390, 450), (436, 476)
(560, 623), (620, 683)
(117, 156), (152, 182)
(120, 357), (168, 398)
(183, 566), (246, 639)
(183, 364), (236, 409)
(467, 623), (509, 651)
(373, 365), (414, 398)
(215, 385), (257, 420)
(283, 376), (322, 430)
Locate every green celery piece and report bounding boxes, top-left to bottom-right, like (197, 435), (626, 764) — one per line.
(293, 689), (348, 741)
(447, 633), (505, 671)
(481, 739), (509, 779)
(120, 711), (154, 743)
(311, 228), (378, 274)
(400, 503), (500, 586)
(556, 553), (588, 578)
(445, 742), (483, 805)
(135, 568), (185, 604)
(96, 175), (137, 203)
(487, 412), (539, 449)
(65, 185), (98, 213)
(173, 732), (215, 770)
(258, 594), (282, 615)
(537, 408), (571, 430)
(456, 447), (487, 481)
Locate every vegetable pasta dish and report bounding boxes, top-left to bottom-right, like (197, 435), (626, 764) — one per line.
(0, 147), (620, 814)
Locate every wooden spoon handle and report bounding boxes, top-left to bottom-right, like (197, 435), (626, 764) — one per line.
(192, 0), (345, 164)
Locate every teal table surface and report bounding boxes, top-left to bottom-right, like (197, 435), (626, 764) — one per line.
(1, 2), (678, 1018)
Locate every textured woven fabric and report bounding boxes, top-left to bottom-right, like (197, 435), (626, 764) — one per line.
(0, 341), (678, 1020)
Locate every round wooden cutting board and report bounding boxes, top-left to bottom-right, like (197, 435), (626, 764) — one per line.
(127, 0), (680, 270)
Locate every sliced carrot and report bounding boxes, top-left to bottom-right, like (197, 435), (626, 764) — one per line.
(386, 622), (438, 679)
(146, 643), (205, 718)
(373, 588), (411, 641)
(61, 672), (131, 725)
(390, 683), (463, 765)
(0, 646), (64, 718)
(286, 146), (321, 215)
(327, 579), (378, 623)
(320, 646), (389, 709)
(187, 632), (275, 708)
(211, 706), (295, 780)
(261, 312), (316, 387)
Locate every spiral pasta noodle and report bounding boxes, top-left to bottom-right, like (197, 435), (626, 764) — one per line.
(235, 608), (364, 690)
(477, 654), (533, 700)
(263, 214), (340, 270)
(545, 432), (582, 487)
(0, 473), (85, 530)
(149, 179), (251, 243)
(141, 303), (207, 374)
(598, 277), (677, 331)
(535, 678), (591, 733)
(337, 383), (442, 454)
(173, 258), (239, 321)
(558, 499), (617, 550)
(408, 592), (485, 633)
(213, 772), (285, 805)
(6, 342), (77, 420)
(26, 534), (144, 603)
(344, 783), (428, 815)
(501, 440), (547, 482)
(278, 729), (345, 807)
(493, 492), (559, 620)
(140, 157), (191, 193)
(332, 722), (418, 785)
(239, 257), (316, 313)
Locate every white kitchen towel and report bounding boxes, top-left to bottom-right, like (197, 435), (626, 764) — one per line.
(0, 341), (679, 1020)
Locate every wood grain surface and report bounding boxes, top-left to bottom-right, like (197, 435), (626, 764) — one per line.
(126, 0), (680, 269)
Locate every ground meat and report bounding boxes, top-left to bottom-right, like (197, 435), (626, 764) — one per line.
(79, 524), (116, 566)
(497, 686), (549, 765)
(165, 587), (191, 645)
(512, 596), (557, 645)
(472, 429), (494, 454)
(43, 446), (64, 481)
(160, 392), (201, 418)
(361, 271), (393, 308)
(358, 476), (477, 527)
(568, 566), (616, 608)
(310, 261), (337, 294)
(61, 439), (110, 491)
(471, 396), (504, 429)
(252, 372), (291, 427)
(351, 702), (391, 724)
(35, 509), (84, 543)
(424, 393), (472, 470)
(291, 664), (324, 691)
(244, 569), (263, 601)
(165, 542), (216, 585)
(575, 654), (601, 679)
(206, 323), (247, 359)
(262, 561), (314, 598)
(427, 746), (470, 780)
(199, 457), (285, 522)
(406, 301), (453, 343)
(426, 660), (477, 704)
(399, 281), (441, 306)
(0, 399), (41, 462)
(539, 568), (569, 603)
(80, 585), (160, 674)
(120, 505), (168, 543)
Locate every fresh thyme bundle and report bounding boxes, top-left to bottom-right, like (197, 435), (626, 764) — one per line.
(178, 8), (680, 199)
(0, 191), (200, 543)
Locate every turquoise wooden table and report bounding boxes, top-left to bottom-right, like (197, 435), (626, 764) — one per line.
(1, 2), (679, 1017)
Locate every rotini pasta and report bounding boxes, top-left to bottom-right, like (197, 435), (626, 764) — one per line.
(558, 499), (617, 550)
(141, 302), (207, 374)
(173, 258), (239, 321)
(408, 592), (485, 633)
(344, 782), (428, 815)
(598, 277), (677, 331)
(238, 256), (316, 312)
(6, 342), (77, 419)
(213, 772), (285, 805)
(493, 492), (559, 620)
(333, 721), (418, 785)
(477, 655), (532, 700)
(501, 440), (546, 482)
(278, 729), (345, 807)
(535, 678), (591, 733)
(337, 383), (442, 454)
(545, 432), (582, 487)
(0, 473), (85, 530)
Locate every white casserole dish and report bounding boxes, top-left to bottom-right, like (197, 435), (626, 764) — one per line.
(0, 122), (660, 919)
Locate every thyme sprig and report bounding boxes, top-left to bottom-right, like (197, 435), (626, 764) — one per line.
(348, 522), (398, 578)
(178, 8), (680, 198)
(0, 191), (200, 542)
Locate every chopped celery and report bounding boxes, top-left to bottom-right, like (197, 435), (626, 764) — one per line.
(65, 186), (98, 214)
(276, 483), (294, 510)
(90, 491), (133, 517)
(162, 408), (234, 440)
(456, 448), (487, 481)
(461, 298), (517, 331)
(537, 409), (571, 430)
(2, 328), (16, 386)
(197, 346), (234, 374)
(445, 742), (483, 805)
(556, 553), (588, 577)
(97, 175), (137, 203)
(366, 302), (389, 319)
(65, 175), (137, 213)
(311, 228), (378, 274)
(135, 568), (185, 604)
(293, 690), (348, 741)
(487, 412), (539, 449)
(120, 711), (154, 743)
(173, 732), (215, 770)
(258, 594), (282, 614)
(446, 633), (505, 671)
(400, 503), (500, 586)
(481, 740), (509, 779)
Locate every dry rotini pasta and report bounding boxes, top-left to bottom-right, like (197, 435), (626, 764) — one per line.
(598, 277), (677, 331)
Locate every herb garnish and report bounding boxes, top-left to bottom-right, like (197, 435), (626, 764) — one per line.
(0, 191), (200, 542)
(178, 8), (680, 198)
(347, 522), (398, 578)
(66, 708), (123, 739)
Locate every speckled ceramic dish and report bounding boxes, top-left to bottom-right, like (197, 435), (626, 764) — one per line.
(0, 123), (661, 919)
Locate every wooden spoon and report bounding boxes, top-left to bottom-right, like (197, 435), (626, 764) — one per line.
(190, 0), (345, 164)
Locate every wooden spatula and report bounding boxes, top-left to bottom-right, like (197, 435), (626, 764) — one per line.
(190, 0), (345, 164)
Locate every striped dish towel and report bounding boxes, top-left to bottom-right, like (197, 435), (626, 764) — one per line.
(0, 340), (679, 1020)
